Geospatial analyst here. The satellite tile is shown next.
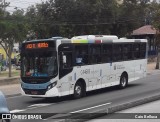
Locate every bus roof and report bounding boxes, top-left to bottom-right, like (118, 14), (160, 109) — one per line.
(114, 39), (147, 43)
(71, 35), (118, 43)
(70, 35), (147, 44)
(23, 36), (147, 44)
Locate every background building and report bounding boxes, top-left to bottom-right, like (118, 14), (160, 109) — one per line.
(131, 25), (158, 56)
(116, 0), (160, 4)
(0, 43), (19, 67)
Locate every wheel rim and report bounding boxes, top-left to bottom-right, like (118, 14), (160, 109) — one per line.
(75, 85), (81, 96)
(121, 77), (126, 87)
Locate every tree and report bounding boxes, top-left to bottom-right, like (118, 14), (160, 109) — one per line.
(24, 0), (119, 37)
(151, 3), (160, 69)
(114, 0), (148, 37)
(0, 9), (28, 77)
(0, 19), (16, 77)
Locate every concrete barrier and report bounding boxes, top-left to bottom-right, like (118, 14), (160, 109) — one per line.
(0, 76), (20, 86)
(56, 93), (160, 122)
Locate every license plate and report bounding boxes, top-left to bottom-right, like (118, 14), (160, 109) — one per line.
(31, 91), (38, 95)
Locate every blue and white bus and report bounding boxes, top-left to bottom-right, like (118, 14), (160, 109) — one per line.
(20, 35), (147, 98)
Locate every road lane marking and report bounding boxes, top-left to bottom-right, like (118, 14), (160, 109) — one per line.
(28, 104), (51, 108)
(10, 103), (52, 114)
(70, 102), (111, 113)
(10, 109), (26, 113)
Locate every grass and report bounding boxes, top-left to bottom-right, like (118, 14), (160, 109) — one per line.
(0, 69), (20, 77)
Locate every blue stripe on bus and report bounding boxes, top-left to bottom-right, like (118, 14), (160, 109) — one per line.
(21, 81), (50, 90)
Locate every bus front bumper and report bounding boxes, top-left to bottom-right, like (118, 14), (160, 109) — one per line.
(21, 87), (60, 98)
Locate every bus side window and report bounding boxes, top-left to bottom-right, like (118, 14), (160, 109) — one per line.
(140, 43), (146, 59)
(123, 44), (133, 60)
(102, 44), (112, 63)
(133, 43), (140, 59)
(113, 44), (123, 62)
(75, 45), (89, 65)
(89, 45), (101, 64)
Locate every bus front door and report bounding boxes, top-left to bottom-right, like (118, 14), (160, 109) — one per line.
(58, 44), (73, 96)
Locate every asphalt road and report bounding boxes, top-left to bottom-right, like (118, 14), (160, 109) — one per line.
(88, 99), (160, 122)
(6, 73), (160, 122)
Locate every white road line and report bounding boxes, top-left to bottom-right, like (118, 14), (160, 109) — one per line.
(10, 103), (52, 114)
(28, 103), (51, 108)
(70, 102), (111, 113)
(10, 109), (26, 113)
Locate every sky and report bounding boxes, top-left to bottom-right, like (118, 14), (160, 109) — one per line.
(5, 0), (47, 13)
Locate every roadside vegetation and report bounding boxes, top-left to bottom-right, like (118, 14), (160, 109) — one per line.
(0, 0), (160, 77)
(0, 70), (20, 77)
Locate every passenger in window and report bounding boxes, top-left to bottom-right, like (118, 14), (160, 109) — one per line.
(26, 66), (31, 76)
(39, 59), (44, 73)
(76, 57), (84, 65)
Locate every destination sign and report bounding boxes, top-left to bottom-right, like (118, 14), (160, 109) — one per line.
(25, 42), (49, 49)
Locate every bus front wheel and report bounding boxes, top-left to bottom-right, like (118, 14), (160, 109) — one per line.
(73, 82), (85, 99)
(119, 74), (128, 89)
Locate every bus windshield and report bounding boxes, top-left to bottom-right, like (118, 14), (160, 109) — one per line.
(21, 51), (58, 77)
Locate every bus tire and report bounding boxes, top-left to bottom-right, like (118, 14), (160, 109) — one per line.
(73, 82), (85, 99)
(119, 74), (128, 89)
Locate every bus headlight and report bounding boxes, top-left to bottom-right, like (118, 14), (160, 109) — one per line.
(47, 81), (57, 90)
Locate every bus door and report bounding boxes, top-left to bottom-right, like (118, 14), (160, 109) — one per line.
(58, 44), (73, 95)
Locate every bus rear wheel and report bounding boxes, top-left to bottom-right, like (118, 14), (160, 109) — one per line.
(119, 74), (128, 89)
(74, 82), (85, 99)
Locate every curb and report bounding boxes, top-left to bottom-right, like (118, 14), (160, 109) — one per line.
(0, 77), (20, 86)
(55, 93), (160, 122)
(5, 93), (21, 98)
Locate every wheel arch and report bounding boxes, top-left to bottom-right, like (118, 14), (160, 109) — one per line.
(75, 78), (86, 91)
(73, 78), (87, 98)
(121, 71), (128, 81)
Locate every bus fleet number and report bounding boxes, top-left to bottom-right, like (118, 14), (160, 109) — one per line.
(80, 69), (90, 75)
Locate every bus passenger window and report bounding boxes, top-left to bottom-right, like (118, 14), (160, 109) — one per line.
(123, 44), (132, 60)
(133, 44), (140, 59)
(90, 45), (101, 64)
(102, 44), (112, 63)
(76, 57), (83, 64)
(140, 43), (146, 59)
(113, 44), (122, 62)
(75, 45), (88, 65)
